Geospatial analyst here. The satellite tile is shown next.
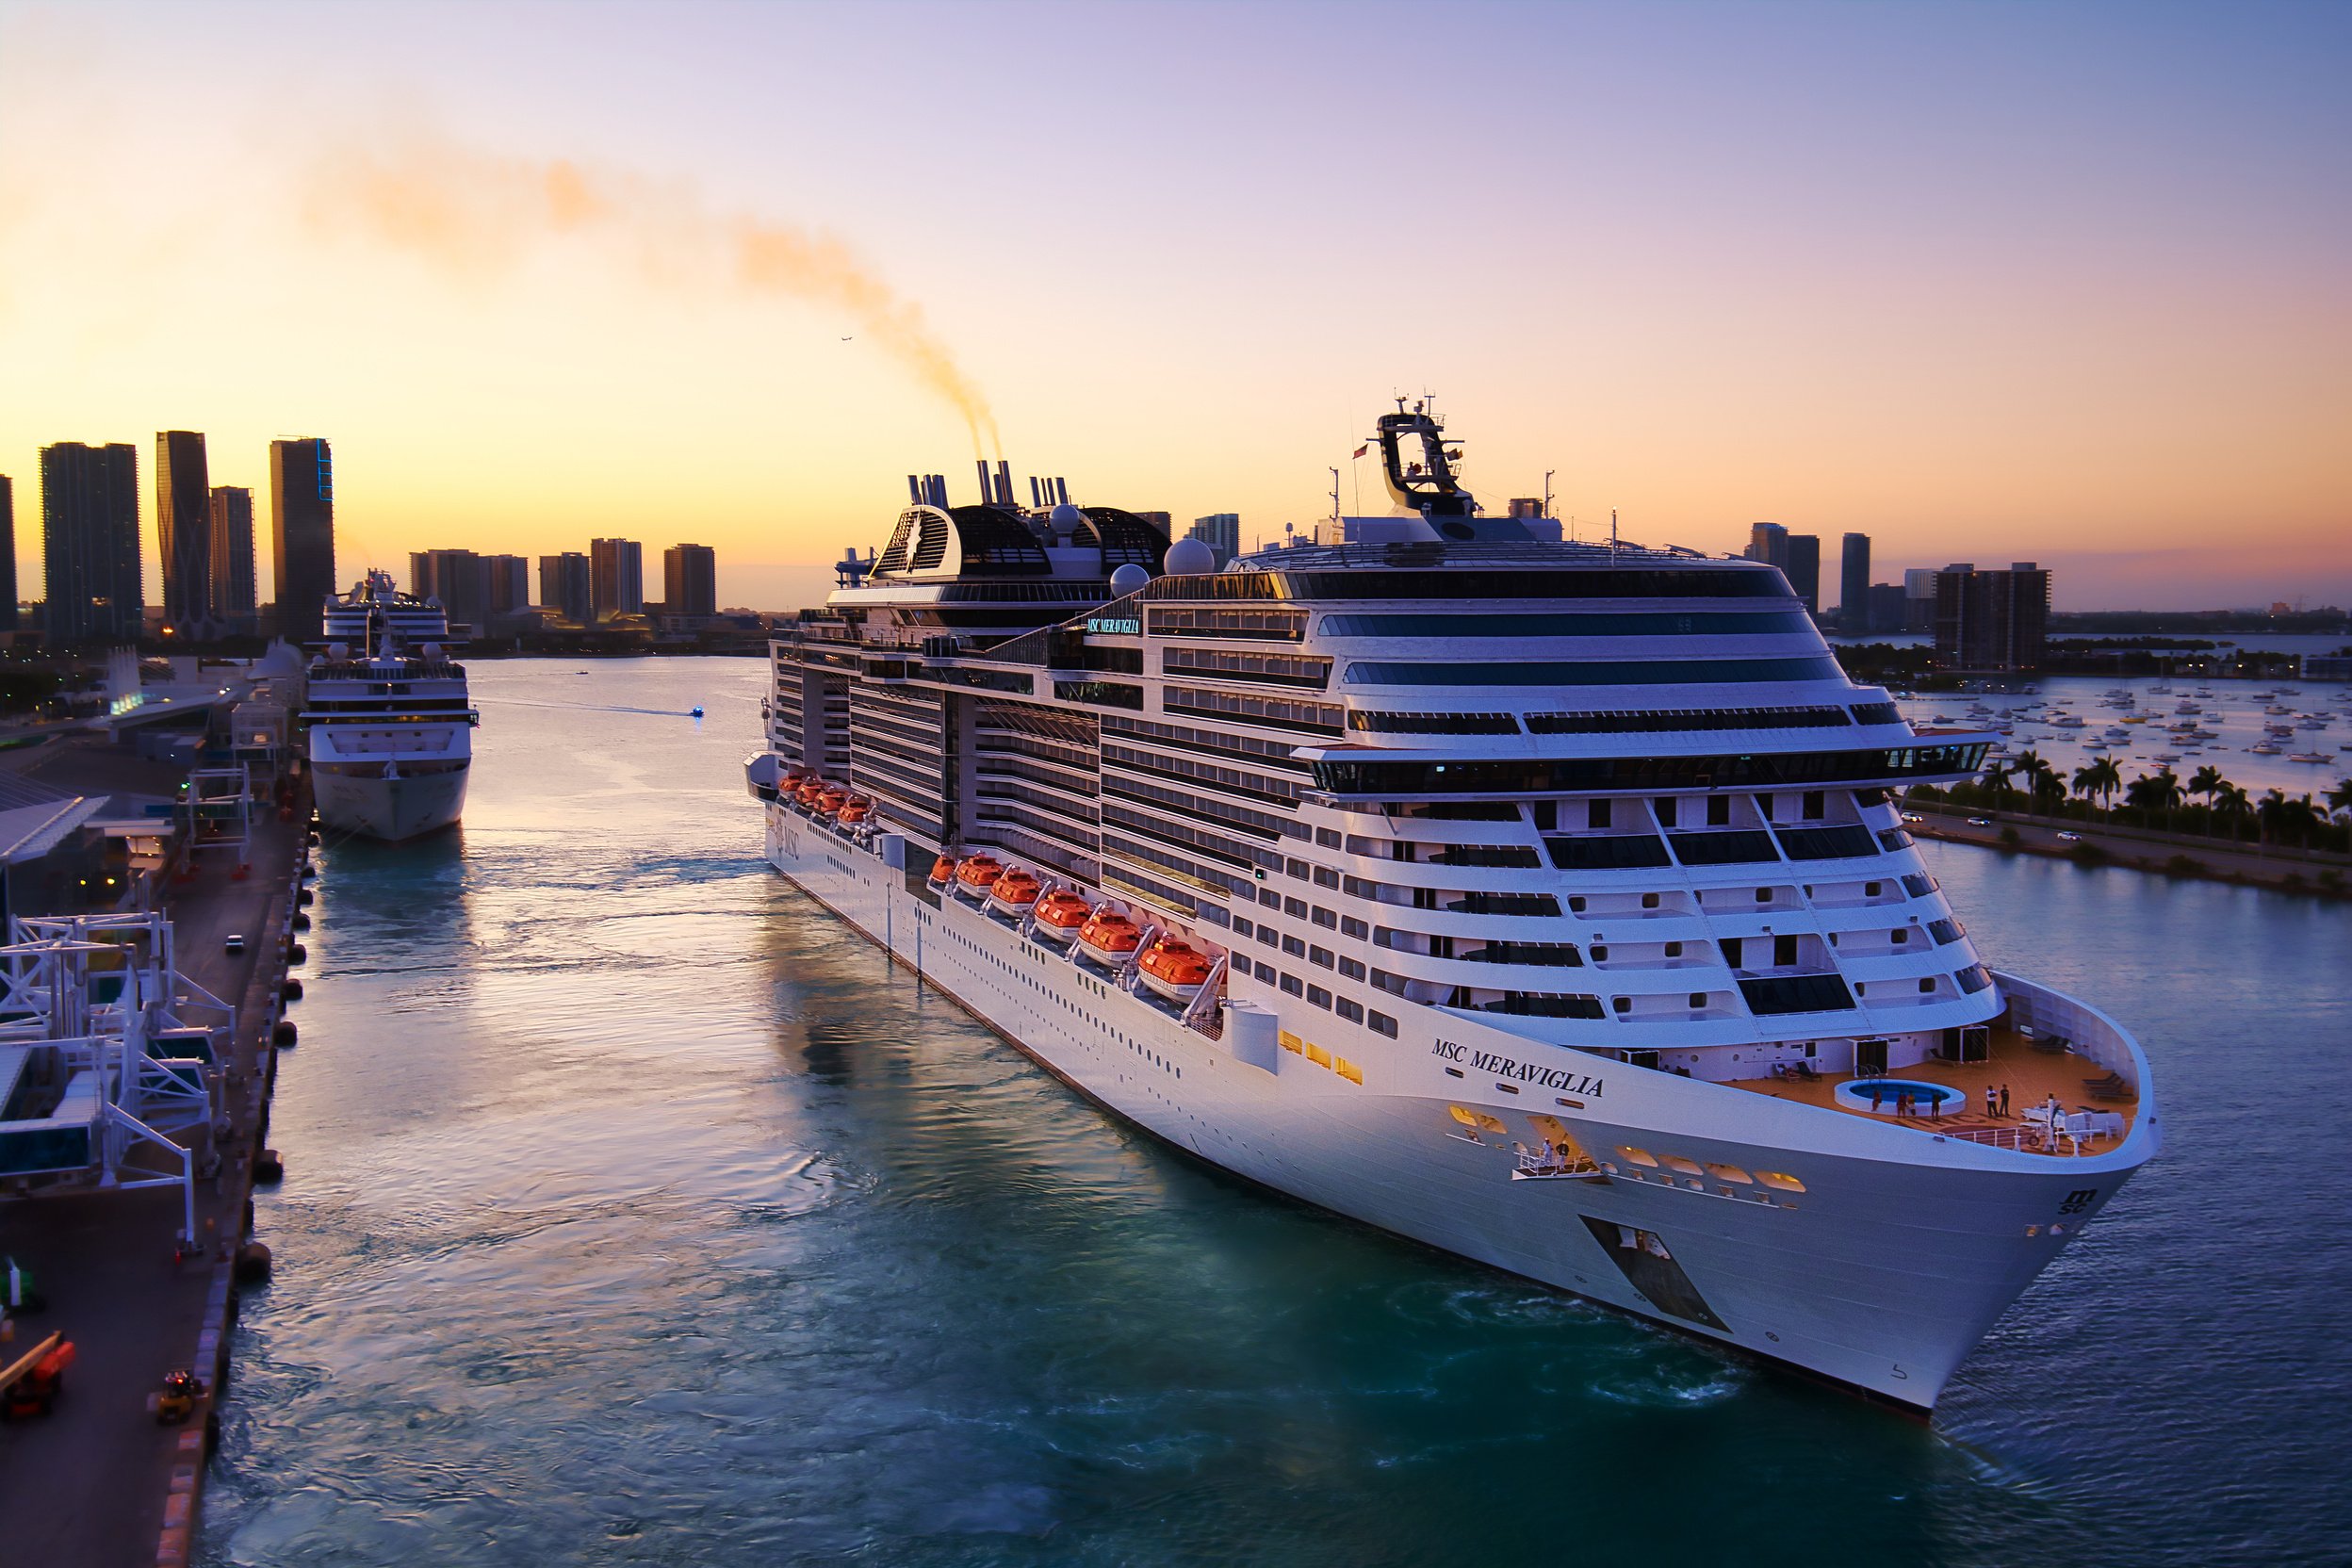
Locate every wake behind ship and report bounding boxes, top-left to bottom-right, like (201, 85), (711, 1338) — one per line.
(303, 570), (477, 841)
(745, 420), (2159, 1412)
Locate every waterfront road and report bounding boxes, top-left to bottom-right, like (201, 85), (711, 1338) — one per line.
(1903, 801), (2348, 891)
(0, 812), (299, 1568)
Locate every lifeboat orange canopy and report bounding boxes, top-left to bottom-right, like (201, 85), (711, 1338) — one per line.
(1035, 890), (1091, 928)
(1138, 938), (1213, 987)
(929, 855), (956, 882)
(1078, 911), (1142, 952)
(956, 855), (1004, 889)
(992, 870), (1042, 906)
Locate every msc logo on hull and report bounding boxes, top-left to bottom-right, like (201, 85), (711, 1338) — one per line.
(1432, 1038), (1605, 1098)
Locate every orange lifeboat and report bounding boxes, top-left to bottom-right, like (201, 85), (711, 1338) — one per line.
(954, 854), (1004, 899)
(1136, 936), (1216, 1004)
(1031, 890), (1090, 943)
(839, 799), (872, 825)
(988, 868), (1042, 915)
(816, 789), (849, 818)
(1075, 909), (1143, 969)
(795, 778), (827, 808)
(928, 854), (956, 886)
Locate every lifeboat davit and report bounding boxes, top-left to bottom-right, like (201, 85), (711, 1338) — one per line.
(1136, 936), (1216, 1004)
(989, 869), (1042, 915)
(927, 854), (956, 887)
(1075, 909), (1143, 969)
(1031, 890), (1090, 943)
(954, 855), (1004, 899)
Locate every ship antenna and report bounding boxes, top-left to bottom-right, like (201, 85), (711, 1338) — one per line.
(1544, 469), (1554, 520)
(1610, 508), (1620, 559)
(1330, 466), (1341, 524)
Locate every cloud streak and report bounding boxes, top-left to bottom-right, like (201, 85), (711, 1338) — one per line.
(302, 133), (1001, 454)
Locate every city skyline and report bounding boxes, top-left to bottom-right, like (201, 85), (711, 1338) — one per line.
(1, 3), (2346, 612)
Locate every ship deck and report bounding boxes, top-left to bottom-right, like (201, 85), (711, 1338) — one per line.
(1723, 1025), (2138, 1156)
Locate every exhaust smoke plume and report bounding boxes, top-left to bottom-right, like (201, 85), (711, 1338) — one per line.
(304, 135), (1001, 454)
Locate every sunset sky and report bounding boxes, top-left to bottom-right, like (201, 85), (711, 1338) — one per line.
(1, 1), (2345, 613)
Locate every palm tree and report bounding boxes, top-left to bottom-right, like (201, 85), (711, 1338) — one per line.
(1981, 759), (2017, 806)
(2125, 771), (2183, 816)
(2213, 781), (2253, 842)
(2072, 757), (2123, 812)
(2327, 778), (2352, 820)
(2186, 765), (2230, 837)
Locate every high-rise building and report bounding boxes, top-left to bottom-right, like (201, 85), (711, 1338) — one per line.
(1839, 533), (1870, 630)
(590, 537), (644, 618)
(1785, 534), (1821, 613)
(485, 555), (531, 619)
(1933, 562), (2050, 672)
(663, 544), (717, 618)
(409, 549), (490, 639)
(1744, 521), (1789, 568)
(0, 474), (15, 632)
(1186, 514), (1240, 568)
(539, 552), (593, 624)
(270, 438), (335, 643)
(1135, 512), (1172, 534)
(1903, 567), (1937, 633)
(1866, 582), (1907, 636)
(207, 486), (257, 628)
(155, 431), (213, 634)
(40, 442), (143, 644)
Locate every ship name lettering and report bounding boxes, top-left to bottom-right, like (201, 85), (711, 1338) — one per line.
(1430, 1040), (1602, 1098)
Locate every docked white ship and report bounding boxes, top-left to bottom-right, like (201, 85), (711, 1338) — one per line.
(302, 570), (477, 841)
(745, 413), (2159, 1413)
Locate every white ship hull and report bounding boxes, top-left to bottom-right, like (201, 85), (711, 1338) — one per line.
(314, 762), (469, 841)
(763, 808), (2155, 1413)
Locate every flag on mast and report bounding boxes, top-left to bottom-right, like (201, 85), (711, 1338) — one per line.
(1352, 444), (1368, 459)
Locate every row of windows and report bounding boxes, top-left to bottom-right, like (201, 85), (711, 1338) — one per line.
(1100, 832), (1254, 900)
(1312, 744), (1986, 796)
(1525, 705), (1861, 735)
(1348, 710), (1520, 734)
(1102, 863), (1200, 920)
(1102, 712), (1307, 772)
(1319, 611), (1814, 639)
(977, 751), (1099, 799)
(976, 698), (1099, 746)
(976, 801), (1099, 854)
(1102, 773), (1301, 843)
(976, 780), (1101, 826)
(1164, 685), (1345, 737)
(1054, 679), (1144, 710)
(1148, 607), (1306, 641)
(1135, 566), (1788, 602)
(1163, 647), (1333, 690)
(1343, 656), (1845, 688)
(1240, 961), (1394, 1037)
(974, 731), (1100, 779)
(1099, 743), (1299, 807)
(1101, 801), (1279, 874)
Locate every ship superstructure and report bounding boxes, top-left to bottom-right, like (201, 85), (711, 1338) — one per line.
(746, 416), (2158, 1412)
(302, 570), (476, 841)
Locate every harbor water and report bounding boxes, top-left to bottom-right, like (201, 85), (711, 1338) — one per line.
(200, 658), (2351, 1566)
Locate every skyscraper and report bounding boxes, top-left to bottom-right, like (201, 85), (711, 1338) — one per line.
(590, 537), (644, 618)
(410, 549), (489, 638)
(40, 442), (143, 644)
(1744, 521), (1789, 568)
(485, 555), (531, 619)
(1933, 563), (2050, 672)
(155, 430), (213, 634)
(208, 486), (257, 629)
(0, 474), (15, 632)
(1839, 532), (1870, 630)
(270, 438), (335, 643)
(1186, 514), (1240, 568)
(539, 552), (593, 624)
(1903, 567), (1937, 633)
(1785, 533), (1821, 613)
(663, 543), (717, 617)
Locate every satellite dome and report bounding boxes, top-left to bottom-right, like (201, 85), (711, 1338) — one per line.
(1049, 501), (1086, 535)
(420, 643), (443, 660)
(1164, 537), (1216, 576)
(328, 643), (351, 661)
(1109, 564), (1151, 596)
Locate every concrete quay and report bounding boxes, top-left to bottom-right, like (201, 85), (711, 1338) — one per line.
(0, 801), (313, 1568)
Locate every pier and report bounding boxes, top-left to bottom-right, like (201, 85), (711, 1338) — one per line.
(0, 796), (308, 1568)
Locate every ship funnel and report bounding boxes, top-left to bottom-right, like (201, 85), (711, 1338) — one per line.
(907, 475), (923, 505)
(975, 459), (992, 507)
(995, 460), (1014, 509)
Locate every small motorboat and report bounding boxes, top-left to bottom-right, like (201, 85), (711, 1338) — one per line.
(954, 854), (1004, 900)
(1031, 890), (1090, 943)
(1136, 936), (1216, 1004)
(988, 868), (1042, 916)
(1075, 909), (1143, 969)
(2289, 751), (2331, 764)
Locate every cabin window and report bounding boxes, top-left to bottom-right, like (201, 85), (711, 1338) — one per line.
(1257, 927), (1279, 948)
(1338, 957), (1366, 980)
(1232, 918), (1254, 939)
(1282, 936), (1306, 957)
(1368, 1010), (1398, 1037)
(1569, 896), (1589, 913)
(1664, 941), (1683, 957)
(1640, 892), (1659, 909)
(1315, 827), (1342, 848)
(1336, 998), (1364, 1023)
(1612, 996), (1631, 1015)
(1588, 799), (1611, 829)
(1655, 796), (1677, 827)
(1707, 795), (1731, 825)
(1591, 945), (1609, 962)
(1773, 935), (1799, 967)
(1312, 906), (1338, 929)
(1721, 937), (1744, 968)
(1532, 801), (1557, 831)
(1919, 977), (1936, 993)
(1803, 790), (1825, 820)
(1308, 986), (1332, 1009)
(1891, 928), (1909, 945)
(1284, 897), (1308, 919)
(1253, 961), (1276, 982)
(1341, 916), (1369, 939)
(1689, 992), (1707, 1008)
(1310, 945), (1335, 969)
(1281, 973), (1304, 997)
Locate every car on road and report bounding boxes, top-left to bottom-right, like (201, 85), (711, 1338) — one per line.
(1902, 812), (1924, 824)
(1967, 817), (1993, 827)
(2056, 831), (2082, 842)
(224, 933), (247, 955)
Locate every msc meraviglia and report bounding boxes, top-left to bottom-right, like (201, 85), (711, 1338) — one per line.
(744, 408), (2158, 1413)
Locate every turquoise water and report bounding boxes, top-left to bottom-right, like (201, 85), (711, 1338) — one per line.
(200, 658), (2352, 1565)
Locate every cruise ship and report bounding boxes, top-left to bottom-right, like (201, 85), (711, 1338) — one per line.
(744, 411), (2159, 1412)
(302, 570), (477, 841)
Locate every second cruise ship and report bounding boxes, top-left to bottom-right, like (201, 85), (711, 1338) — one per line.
(745, 412), (2159, 1412)
(302, 570), (477, 841)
